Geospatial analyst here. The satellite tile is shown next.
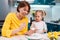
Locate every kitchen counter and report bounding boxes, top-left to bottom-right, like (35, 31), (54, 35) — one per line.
(45, 21), (60, 25)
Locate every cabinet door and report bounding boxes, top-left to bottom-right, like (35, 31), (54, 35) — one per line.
(52, 24), (58, 31)
(57, 25), (60, 31)
(47, 23), (54, 32)
(32, 0), (55, 5)
(47, 23), (60, 32)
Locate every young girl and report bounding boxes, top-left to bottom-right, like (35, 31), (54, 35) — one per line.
(25, 10), (47, 35)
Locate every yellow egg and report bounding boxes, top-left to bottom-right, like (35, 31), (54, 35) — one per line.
(54, 32), (58, 39)
(48, 32), (52, 38)
(58, 32), (60, 35)
(47, 32), (58, 39)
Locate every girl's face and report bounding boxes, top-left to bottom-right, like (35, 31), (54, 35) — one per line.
(35, 12), (43, 22)
(19, 6), (29, 18)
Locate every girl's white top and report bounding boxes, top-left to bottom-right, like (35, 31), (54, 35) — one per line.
(30, 21), (47, 33)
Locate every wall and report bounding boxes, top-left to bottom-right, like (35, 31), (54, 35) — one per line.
(52, 3), (60, 20)
(0, 0), (10, 20)
(0, 0), (60, 22)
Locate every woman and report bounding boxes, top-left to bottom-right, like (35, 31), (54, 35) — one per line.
(2, 1), (30, 37)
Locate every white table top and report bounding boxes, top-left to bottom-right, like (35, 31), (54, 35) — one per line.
(0, 33), (50, 40)
(0, 35), (28, 40)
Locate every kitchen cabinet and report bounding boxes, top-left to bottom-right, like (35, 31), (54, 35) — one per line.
(47, 23), (60, 32)
(9, 0), (55, 7)
(31, 0), (55, 5)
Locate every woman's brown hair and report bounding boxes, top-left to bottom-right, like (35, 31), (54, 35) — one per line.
(17, 1), (30, 13)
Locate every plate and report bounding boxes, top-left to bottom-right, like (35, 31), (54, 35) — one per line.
(26, 33), (42, 39)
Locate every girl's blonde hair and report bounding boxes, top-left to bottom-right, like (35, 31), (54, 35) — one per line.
(35, 10), (46, 17)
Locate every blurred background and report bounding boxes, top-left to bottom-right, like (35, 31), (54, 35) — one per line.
(0, 0), (60, 22)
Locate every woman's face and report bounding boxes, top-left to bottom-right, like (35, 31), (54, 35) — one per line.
(35, 12), (43, 22)
(19, 6), (29, 18)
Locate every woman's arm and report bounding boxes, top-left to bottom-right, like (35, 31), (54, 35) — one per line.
(2, 14), (27, 37)
(11, 17), (29, 35)
(2, 13), (13, 37)
(11, 23), (26, 35)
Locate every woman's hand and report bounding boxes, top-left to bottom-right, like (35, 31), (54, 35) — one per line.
(19, 22), (26, 30)
(11, 22), (26, 35)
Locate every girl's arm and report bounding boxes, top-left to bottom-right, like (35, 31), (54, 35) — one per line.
(25, 22), (36, 36)
(43, 22), (47, 33)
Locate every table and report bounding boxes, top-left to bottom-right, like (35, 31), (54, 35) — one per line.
(0, 34), (50, 40)
(0, 35), (28, 40)
(27, 33), (50, 40)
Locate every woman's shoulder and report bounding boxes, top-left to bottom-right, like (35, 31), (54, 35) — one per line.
(6, 12), (16, 17)
(8, 12), (16, 15)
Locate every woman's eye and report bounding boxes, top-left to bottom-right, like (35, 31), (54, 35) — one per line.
(23, 9), (29, 13)
(24, 9), (26, 11)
